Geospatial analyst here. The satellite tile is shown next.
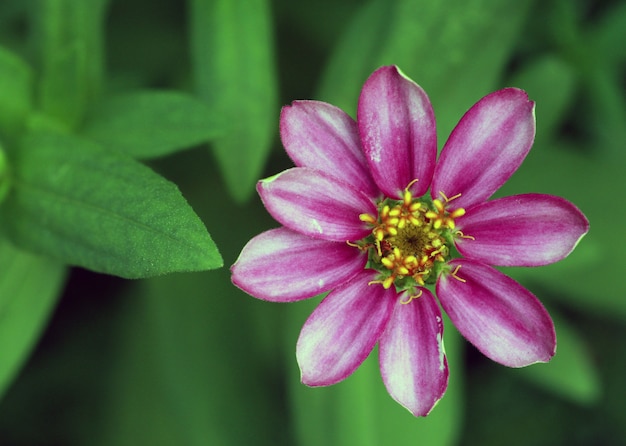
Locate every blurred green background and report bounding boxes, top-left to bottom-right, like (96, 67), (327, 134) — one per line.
(0, 0), (625, 444)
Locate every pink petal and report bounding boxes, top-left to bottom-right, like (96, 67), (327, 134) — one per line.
(436, 259), (556, 367)
(358, 65), (436, 199)
(280, 101), (379, 198)
(432, 88), (536, 209)
(379, 288), (449, 417)
(231, 227), (366, 302)
(296, 271), (397, 386)
(257, 167), (376, 242)
(455, 194), (590, 266)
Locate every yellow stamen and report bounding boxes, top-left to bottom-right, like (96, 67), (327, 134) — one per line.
(455, 231), (475, 240)
(450, 264), (466, 283)
(400, 288), (423, 305)
(439, 191), (462, 203)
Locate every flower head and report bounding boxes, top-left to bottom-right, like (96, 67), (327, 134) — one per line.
(231, 65), (589, 416)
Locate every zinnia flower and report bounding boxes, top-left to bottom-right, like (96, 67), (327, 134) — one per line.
(231, 65), (589, 416)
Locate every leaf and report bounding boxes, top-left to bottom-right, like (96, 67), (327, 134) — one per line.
(0, 131), (222, 278)
(318, 0), (533, 139)
(512, 309), (601, 405)
(0, 46), (33, 140)
(189, 0), (278, 203)
(33, 0), (108, 128)
(507, 55), (578, 142)
(93, 269), (286, 445)
(0, 236), (67, 398)
(80, 91), (225, 158)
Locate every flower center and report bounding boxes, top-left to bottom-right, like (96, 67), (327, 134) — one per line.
(357, 183), (466, 294)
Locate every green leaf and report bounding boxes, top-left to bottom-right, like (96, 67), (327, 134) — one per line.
(33, 0), (108, 128)
(512, 309), (601, 405)
(507, 56), (578, 142)
(287, 301), (463, 446)
(190, 0), (278, 203)
(93, 271), (286, 446)
(0, 131), (222, 278)
(318, 0), (533, 139)
(0, 46), (33, 139)
(0, 236), (67, 398)
(80, 91), (225, 158)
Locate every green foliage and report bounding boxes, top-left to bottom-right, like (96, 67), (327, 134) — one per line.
(1, 131), (222, 278)
(0, 0), (625, 443)
(0, 237), (66, 398)
(81, 91), (224, 158)
(0, 47), (32, 139)
(190, 0), (278, 203)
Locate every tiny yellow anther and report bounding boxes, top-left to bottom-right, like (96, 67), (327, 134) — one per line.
(433, 199), (445, 212)
(359, 213), (377, 224)
(381, 257), (394, 269)
(382, 276), (395, 289)
(450, 208), (466, 219)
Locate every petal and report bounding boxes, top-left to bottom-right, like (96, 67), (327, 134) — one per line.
(358, 65), (436, 199)
(280, 101), (379, 198)
(257, 167), (376, 242)
(379, 289), (449, 417)
(296, 271), (397, 386)
(231, 227), (366, 302)
(436, 259), (556, 367)
(455, 193), (590, 266)
(432, 88), (535, 209)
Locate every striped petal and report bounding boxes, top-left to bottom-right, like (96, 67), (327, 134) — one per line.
(432, 88), (535, 209)
(231, 228), (366, 302)
(379, 288), (449, 417)
(436, 259), (556, 367)
(257, 167), (376, 242)
(297, 271), (397, 386)
(280, 101), (379, 198)
(358, 65), (436, 199)
(455, 193), (590, 266)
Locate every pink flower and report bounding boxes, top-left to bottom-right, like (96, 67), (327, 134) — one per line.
(231, 66), (589, 416)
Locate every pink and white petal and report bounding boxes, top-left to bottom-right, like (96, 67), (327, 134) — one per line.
(379, 289), (449, 417)
(280, 101), (379, 198)
(231, 227), (366, 302)
(257, 167), (376, 242)
(297, 271), (397, 386)
(436, 259), (556, 367)
(432, 88), (535, 209)
(455, 194), (590, 266)
(358, 65), (437, 199)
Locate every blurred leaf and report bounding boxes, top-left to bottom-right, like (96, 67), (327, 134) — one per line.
(33, 0), (108, 128)
(0, 46), (33, 140)
(513, 309), (601, 405)
(95, 267), (287, 445)
(190, 0), (278, 203)
(0, 131), (222, 278)
(589, 0), (626, 65)
(287, 300), (463, 446)
(318, 0), (533, 139)
(80, 91), (225, 158)
(0, 236), (66, 399)
(498, 144), (625, 318)
(508, 55), (577, 141)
